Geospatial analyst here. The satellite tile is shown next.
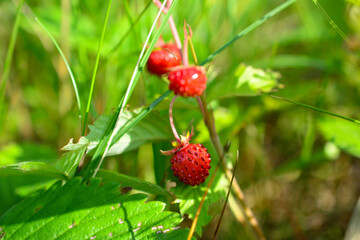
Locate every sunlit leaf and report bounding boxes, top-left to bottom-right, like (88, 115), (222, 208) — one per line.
(0, 177), (190, 240)
(98, 170), (171, 197)
(62, 109), (171, 157)
(207, 63), (281, 101)
(318, 117), (360, 158)
(0, 162), (68, 180)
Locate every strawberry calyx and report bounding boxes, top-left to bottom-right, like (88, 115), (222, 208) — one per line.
(161, 130), (193, 156)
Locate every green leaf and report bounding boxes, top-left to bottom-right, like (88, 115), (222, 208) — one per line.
(62, 109), (171, 157)
(0, 162), (68, 180)
(207, 64), (281, 101)
(0, 177), (190, 240)
(171, 169), (228, 236)
(346, 0), (360, 6)
(55, 145), (87, 177)
(318, 117), (360, 158)
(0, 143), (58, 166)
(98, 170), (171, 197)
(152, 142), (170, 187)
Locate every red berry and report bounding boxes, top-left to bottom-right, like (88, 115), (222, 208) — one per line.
(171, 143), (211, 186)
(168, 66), (207, 97)
(147, 44), (182, 76)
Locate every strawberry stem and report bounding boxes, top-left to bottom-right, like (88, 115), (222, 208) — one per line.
(153, 0), (182, 54)
(169, 95), (181, 143)
(197, 94), (266, 240)
(184, 23), (198, 65)
(182, 21), (190, 66)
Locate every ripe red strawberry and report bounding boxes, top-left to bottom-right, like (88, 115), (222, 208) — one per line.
(147, 43), (182, 76)
(170, 143), (211, 186)
(168, 66), (207, 97)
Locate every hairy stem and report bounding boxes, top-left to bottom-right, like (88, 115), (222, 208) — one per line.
(169, 95), (180, 143)
(153, 0), (182, 51)
(198, 94), (266, 240)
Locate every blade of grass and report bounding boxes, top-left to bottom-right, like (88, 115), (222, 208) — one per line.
(311, 0), (360, 55)
(200, 0), (297, 66)
(89, 0), (179, 178)
(35, 17), (82, 127)
(269, 95), (360, 124)
(212, 151), (239, 240)
(0, 0), (25, 115)
(90, 0), (179, 178)
(105, 0), (152, 57)
(83, 0), (113, 136)
(110, 90), (171, 145)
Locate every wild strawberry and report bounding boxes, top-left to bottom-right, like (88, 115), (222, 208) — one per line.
(168, 66), (207, 97)
(171, 143), (211, 186)
(147, 43), (182, 76)
(162, 133), (211, 186)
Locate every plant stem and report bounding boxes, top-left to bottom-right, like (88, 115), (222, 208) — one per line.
(212, 151), (239, 240)
(169, 95), (180, 143)
(83, 0), (113, 136)
(153, 0), (182, 51)
(198, 94), (266, 240)
(182, 22), (190, 66)
(0, 0), (25, 115)
(187, 155), (222, 240)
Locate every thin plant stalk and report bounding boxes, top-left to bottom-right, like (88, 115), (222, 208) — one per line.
(311, 0), (360, 55)
(153, 0), (182, 51)
(169, 95), (180, 143)
(184, 23), (198, 65)
(200, 0), (297, 66)
(83, 0), (113, 136)
(212, 151), (239, 240)
(0, 0), (25, 110)
(35, 18), (82, 128)
(198, 94), (266, 240)
(269, 95), (360, 124)
(106, 0), (152, 57)
(92, 0), (175, 178)
(182, 22), (192, 66)
(187, 157), (223, 240)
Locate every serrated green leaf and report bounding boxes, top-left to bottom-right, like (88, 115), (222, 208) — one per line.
(98, 170), (171, 197)
(318, 117), (360, 158)
(0, 162), (68, 181)
(0, 177), (189, 240)
(62, 109), (171, 157)
(207, 63), (281, 101)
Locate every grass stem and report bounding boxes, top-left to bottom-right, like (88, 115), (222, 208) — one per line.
(83, 0), (113, 136)
(0, 0), (25, 117)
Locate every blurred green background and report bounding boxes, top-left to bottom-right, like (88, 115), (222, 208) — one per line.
(1, 0), (360, 239)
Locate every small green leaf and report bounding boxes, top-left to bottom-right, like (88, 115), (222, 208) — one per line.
(207, 64), (281, 101)
(98, 170), (171, 197)
(0, 177), (189, 239)
(0, 162), (68, 180)
(318, 117), (360, 158)
(56, 145), (87, 177)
